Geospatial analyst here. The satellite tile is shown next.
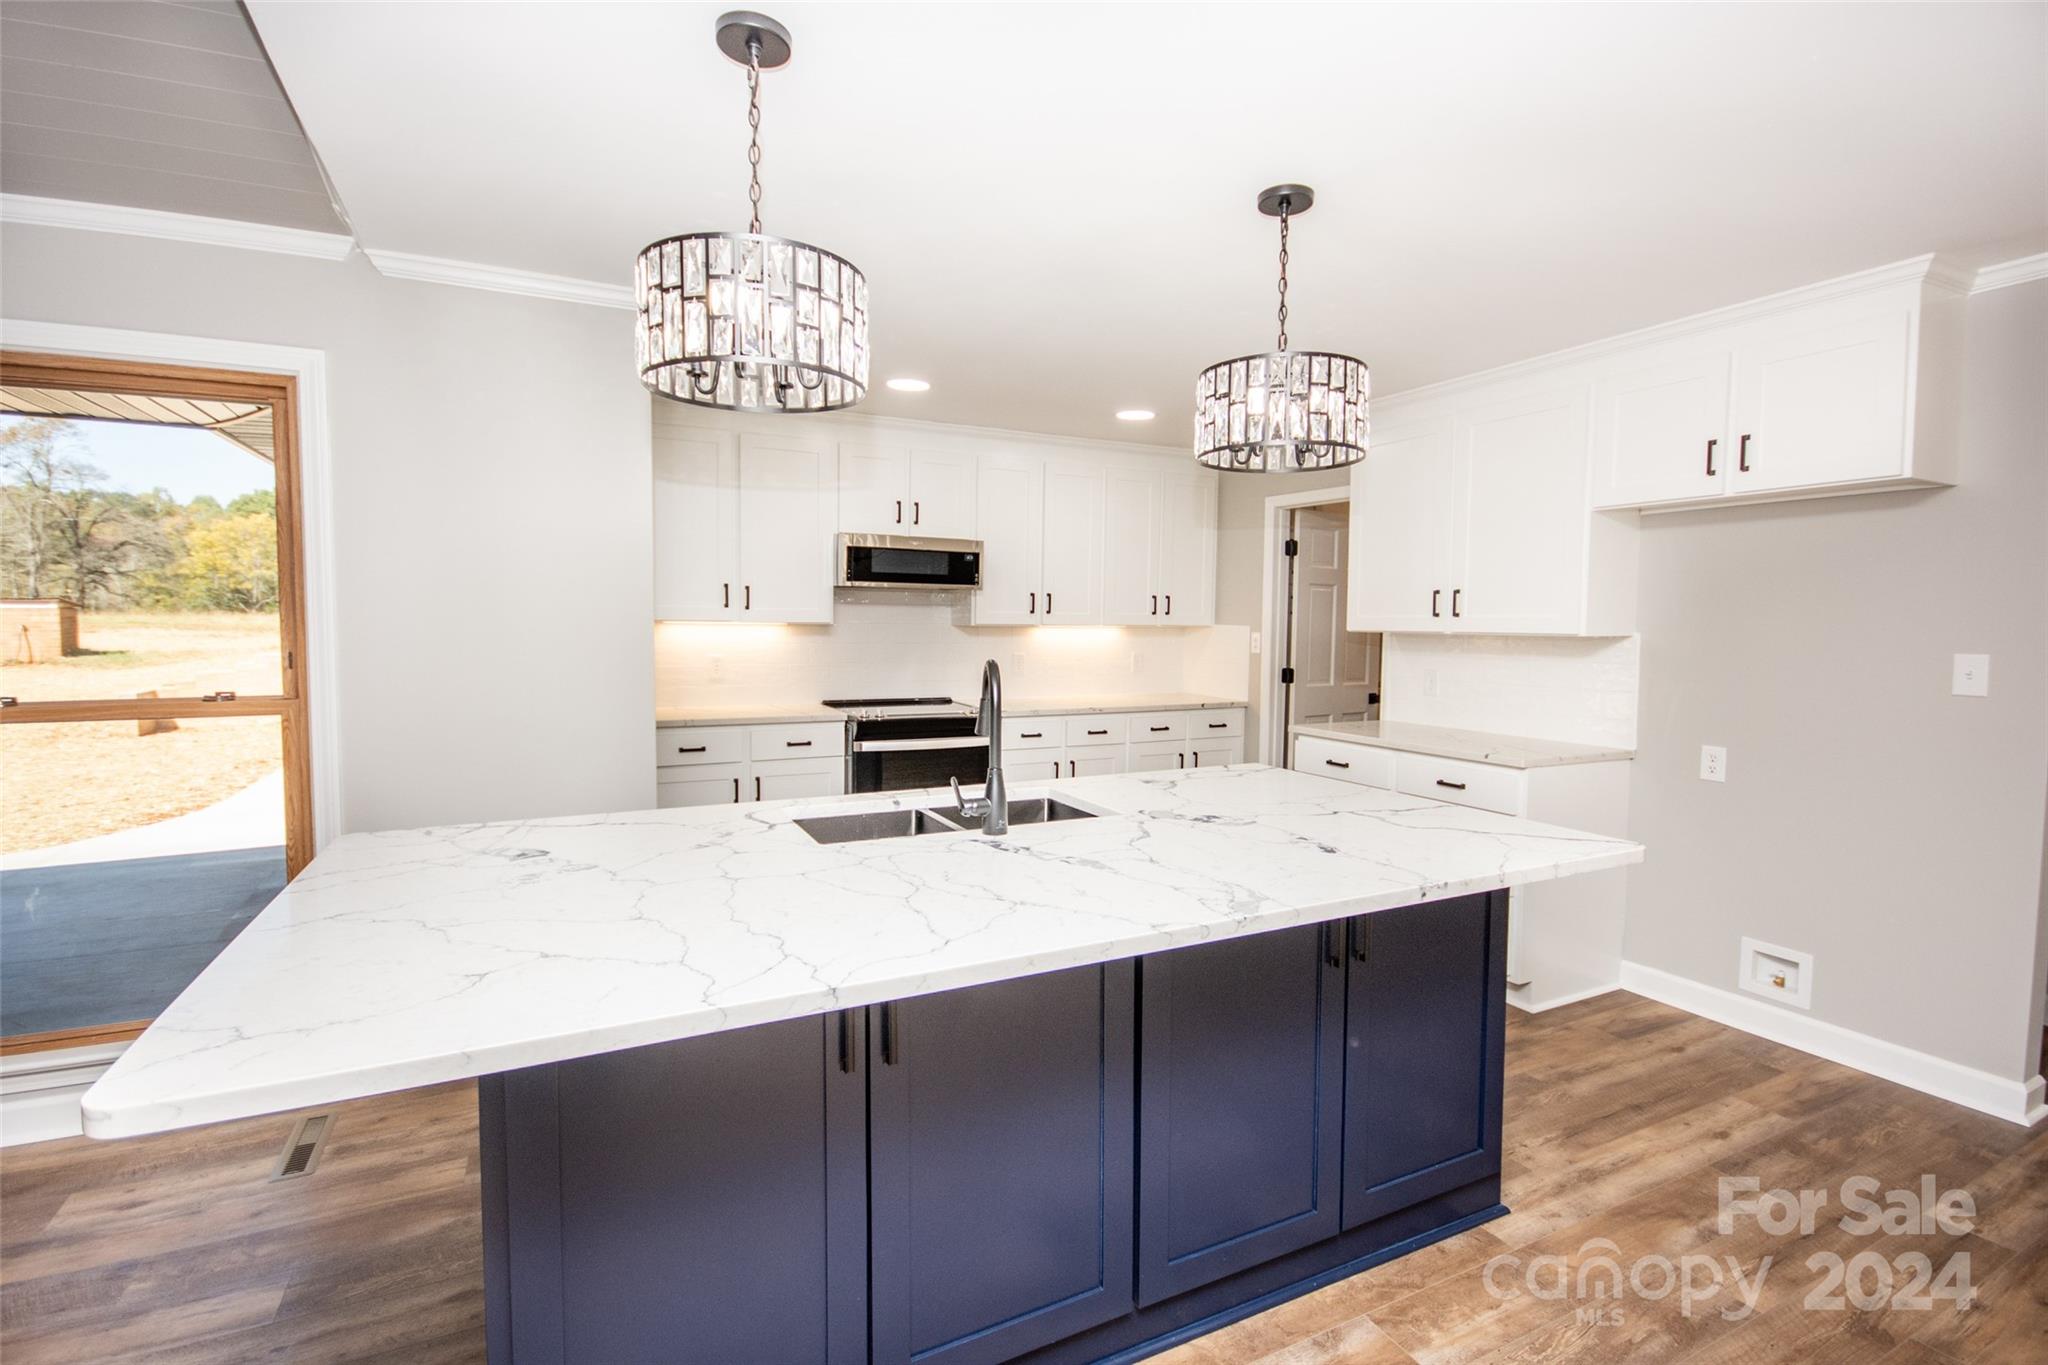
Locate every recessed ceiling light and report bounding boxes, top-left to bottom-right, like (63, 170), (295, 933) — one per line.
(1116, 409), (1156, 422)
(886, 377), (931, 393)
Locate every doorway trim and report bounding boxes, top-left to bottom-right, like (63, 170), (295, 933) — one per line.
(1258, 485), (1351, 769)
(0, 319), (340, 853)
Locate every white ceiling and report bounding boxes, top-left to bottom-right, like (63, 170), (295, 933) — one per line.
(247, 2), (2046, 445)
(0, 0), (345, 232)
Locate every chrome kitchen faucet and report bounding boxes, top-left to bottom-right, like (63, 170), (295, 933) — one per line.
(950, 659), (1009, 835)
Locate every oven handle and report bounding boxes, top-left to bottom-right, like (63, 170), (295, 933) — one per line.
(850, 736), (992, 753)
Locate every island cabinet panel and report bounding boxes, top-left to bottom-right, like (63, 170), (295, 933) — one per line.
(1135, 922), (1347, 1306)
(1342, 892), (1508, 1229)
(480, 1012), (867, 1365)
(868, 962), (1136, 1365)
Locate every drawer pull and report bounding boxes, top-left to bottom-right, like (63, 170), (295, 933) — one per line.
(1435, 779), (1468, 791)
(1087, 728), (1109, 736)
(1208, 722), (1227, 729)
(1149, 725), (1170, 732)
(1021, 731), (1043, 739)
(785, 740), (813, 747)
(676, 745), (707, 754)
(1325, 759), (1351, 769)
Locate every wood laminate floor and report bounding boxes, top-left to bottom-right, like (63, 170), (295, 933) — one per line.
(2, 992), (2042, 1364)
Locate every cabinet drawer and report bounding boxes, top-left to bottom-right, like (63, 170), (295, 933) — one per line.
(656, 726), (748, 768)
(1190, 709), (1245, 739)
(1291, 736), (1394, 788)
(1003, 717), (1062, 750)
(1065, 715), (1128, 747)
(1394, 753), (1525, 816)
(1127, 711), (1187, 742)
(749, 722), (846, 761)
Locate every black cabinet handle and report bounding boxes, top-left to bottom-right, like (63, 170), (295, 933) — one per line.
(1431, 589), (1441, 618)
(1705, 437), (1718, 477)
(838, 1010), (856, 1074)
(895, 498), (902, 524)
(785, 740), (812, 747)
(1045, 592), (1053, 613)
(677, 745), (707, 754)
(1208, 722), (1228, 729)
(1435, 779), (1467, 790)
(1152, 594), (1158, 616)
(1029, 591), (1036, 614)
(1738, 433), (1752, 472)
(1452, 589), (1462, 618)
(723, 582), (730, 608)
(755, 775), (762, 800)
(1021, 731), (1043, 739)
(880, 1003), (899, 1066)
(732, 777), (740, 802)
(1325, 759), (1351, 769)
(1192, 751), (1201, 767)
(1351, 919), (1369, 963)
(1178, 752), (1185, 768)
(1165, 594), (1172, 615)
(1087, 728), (1108, 736)
(1068, 760), (1076, 777)
(913, 500), (921, 525)
(744, 584), (751, 610)
(1322, 923), (1341, 968)
(1149, 725), (1170, 732)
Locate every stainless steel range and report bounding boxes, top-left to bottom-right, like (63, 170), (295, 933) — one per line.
(826, 697), (988, 794)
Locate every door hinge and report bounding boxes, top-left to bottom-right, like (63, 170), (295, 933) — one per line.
(1279, 667), (1296, 685)
(1283, 538), (1299, 557)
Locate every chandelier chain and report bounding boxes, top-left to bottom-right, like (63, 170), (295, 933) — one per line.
(1275, 202), (1291, 352)
(745, 38), (764, 234)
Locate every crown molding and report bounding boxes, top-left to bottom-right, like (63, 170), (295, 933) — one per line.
(1971, 253), (2048, 294)
(362, 248), (634, 311)
(0, 194), (355, 261)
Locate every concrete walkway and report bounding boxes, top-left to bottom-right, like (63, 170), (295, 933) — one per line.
(1, 770), (286, 871)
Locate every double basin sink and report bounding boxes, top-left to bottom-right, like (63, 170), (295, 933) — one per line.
(795, 797), (1096, 846)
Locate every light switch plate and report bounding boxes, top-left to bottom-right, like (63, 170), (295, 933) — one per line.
(1952, 653), (1990, 697)
(1699, 744), (1727, 782)
(1250, 631), (1261, 655)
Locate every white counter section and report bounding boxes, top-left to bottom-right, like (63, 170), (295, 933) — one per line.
(83, 765), (1639, 1139)
(1289, 720), (1634, 769)
(655, 693), (1245, 727)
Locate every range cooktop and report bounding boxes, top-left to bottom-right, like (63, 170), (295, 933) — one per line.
(822, 696), (974, 720)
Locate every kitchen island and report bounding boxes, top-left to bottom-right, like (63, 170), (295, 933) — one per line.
(83, 764), (1641, 1364)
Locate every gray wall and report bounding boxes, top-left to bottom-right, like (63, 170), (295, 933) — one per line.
(1, 225), (655, 835)
(1214, 467), (1349, 761)
(1623, 281), (2048, 1083)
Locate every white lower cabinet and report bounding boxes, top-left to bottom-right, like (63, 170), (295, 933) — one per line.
(657, 762), (748, 809)
(656, 721), (847, 809)
(751, 756), (844, 802)
(1290, 731), (1630, 1013)
(1065, 746), (1126, 779)
(1128, 739), (1186, 773)
(1187, 738), (1243, 769)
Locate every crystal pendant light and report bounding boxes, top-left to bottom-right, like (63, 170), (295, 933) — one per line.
(1194, 185), (1368, 471)
(635, 11), (868, 413)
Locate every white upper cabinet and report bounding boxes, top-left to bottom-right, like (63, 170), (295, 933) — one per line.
(652, 418), (834, 623)
(971, 448), (1047, 625)
(1101, 469), (1158, 624)
(1100, 467), (1216, 626)
(1039, 460), (1105, 626)
(1348, 417), (1455, 632)
(1590, 350), (1732, 508)
(837, 441), (978, 537)
(1155, 473), (1217, 625)
(1590, 261), (1963, 511)
(1451, 387), (1595, 635)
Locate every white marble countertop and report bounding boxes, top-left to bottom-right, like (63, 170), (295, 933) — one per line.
(1289, 720), (1635, 769)
(655, 693), (1245, 727)
(83, 765), (1640, 1139)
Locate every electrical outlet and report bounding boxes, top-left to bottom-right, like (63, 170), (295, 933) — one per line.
(1952, 653), (1990, 697)
(1423, 669), (1440, 698)
(1699, 744), (1727, 782)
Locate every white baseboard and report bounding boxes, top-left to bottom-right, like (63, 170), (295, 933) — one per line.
(0, 1043), (125, 1147)
(1508, 979), (1621, 1015)
(1620, 961), (2043, 1127)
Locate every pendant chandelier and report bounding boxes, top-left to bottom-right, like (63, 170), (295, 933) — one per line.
(1194, 185), (1368, 472)
(635, 11), (868, 413)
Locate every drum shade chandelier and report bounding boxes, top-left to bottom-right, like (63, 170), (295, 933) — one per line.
(1194, 185), (1369, 472)
(635, 11), (868, 413)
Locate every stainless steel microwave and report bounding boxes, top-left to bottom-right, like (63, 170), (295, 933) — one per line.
(835, 534), (982, 590)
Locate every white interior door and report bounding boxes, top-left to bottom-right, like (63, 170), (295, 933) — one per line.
(1589, 351), (1731, 508)
(1451, 387), (1590, 635)
(838, 441), (909, 532)
(1728, 310), (1911, 492)
(970, 450), (1045, 624)
(736, 434), (836, 623)
(1287, 504), (1372, 729)
(1040, 460), (1105, 625)
(1101, 469), (1159, 624)
(1347, 417), (1453, 632)
(906, 448), (978, 538)
(652, 425), (738, 620)
(1156, 473), (1216, 624)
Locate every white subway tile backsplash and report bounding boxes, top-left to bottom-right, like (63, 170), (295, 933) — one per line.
(1380, 634), (1639, 748)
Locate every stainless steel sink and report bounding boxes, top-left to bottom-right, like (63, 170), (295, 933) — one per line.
(926, 798), (1097, 828)
(795, 798), (1097, 845)
(794, 808), (968, 845)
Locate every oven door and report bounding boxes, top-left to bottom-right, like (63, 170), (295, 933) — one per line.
(837, 534), (982, 589)
(849, 739), (991, 794)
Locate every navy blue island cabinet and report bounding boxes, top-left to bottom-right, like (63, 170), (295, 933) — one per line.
(480, 890), (1509, 1365)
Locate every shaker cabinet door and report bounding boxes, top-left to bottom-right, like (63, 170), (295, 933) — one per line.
(736, 435), (836, 623)
(1590, 351), (1732, 508)
(907, 447), (979, 539)
(1451, 386), (1592, 635)
(868, 963), (1136, 1365)
(652, 426), (739, 621)
(1727, 310), (1912, 493)
(1347, 418), (1453, 632)
(970, 451), (1045, 625)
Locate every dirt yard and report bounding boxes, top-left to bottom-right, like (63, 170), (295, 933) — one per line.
(0, 613), (284, 853)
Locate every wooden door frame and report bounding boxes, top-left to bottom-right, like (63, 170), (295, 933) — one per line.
(0, 342), (330, 1055)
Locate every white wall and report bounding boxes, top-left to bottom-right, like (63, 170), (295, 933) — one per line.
(1379, 633), (1639, 749)
(0, 224), (655, 833)
(1622, 280), (2048, 1087)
